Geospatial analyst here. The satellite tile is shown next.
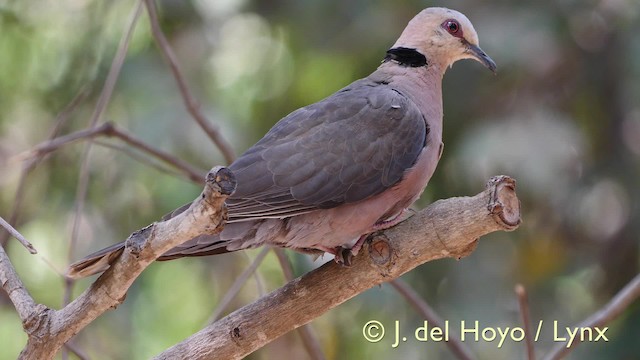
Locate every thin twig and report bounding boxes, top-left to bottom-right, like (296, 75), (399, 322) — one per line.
(274, 249), (326, 360)
(208, 247), (271, 323)
(93, 140), (196, 184)
(389, 279), (475, 360)
(241, 251), (266, 298)
(39, 255), (66, 277)
(543, 273), (640, 360)
(87, 1), (144, 130)
(0, 216), (37, 254)
(273, 249), (295, 279)
(254, 265), (266, 297)
(515, 284), (535, 360)
(106, 124), (205, 182)
(143, 0), (236, 165)
(45, 86), (93, 147)
(22, 122), (205, 184)
(292, 317), (326, 360)
(19, 123), (116, 159)
(0, 86), (90, 248)
(63, 341), (90, 360)
(0, 166), (32, 250)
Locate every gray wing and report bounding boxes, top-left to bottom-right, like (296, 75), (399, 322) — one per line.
(226, 80), (427, 222)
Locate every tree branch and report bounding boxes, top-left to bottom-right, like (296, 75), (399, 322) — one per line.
(156, 175), (522, 359)
(3, 167), (236, 360)
(543, 273), (640, 360)
(93, 139), (199, 184)
(21, 122), (205, 183)
(0, 216), (37, 254)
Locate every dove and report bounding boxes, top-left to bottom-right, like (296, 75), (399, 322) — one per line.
(68, 7), (496, 278)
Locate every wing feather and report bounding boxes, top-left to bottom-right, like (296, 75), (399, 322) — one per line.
(226, 80), (427, 221)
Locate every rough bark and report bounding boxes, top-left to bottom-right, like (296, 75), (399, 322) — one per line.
(156, 175), (521, 359)
(1, 174), (520, 359)
(0, 167), (236, 360)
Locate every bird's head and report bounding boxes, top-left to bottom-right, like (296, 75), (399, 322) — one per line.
(390, 7), (496, 74)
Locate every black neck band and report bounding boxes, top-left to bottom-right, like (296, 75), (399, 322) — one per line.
(383, 47), (428, 67)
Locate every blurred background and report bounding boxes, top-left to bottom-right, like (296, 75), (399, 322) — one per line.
(1, 0), (639, 359)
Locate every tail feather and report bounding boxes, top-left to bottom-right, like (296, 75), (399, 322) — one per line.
(67, 229), (245, 279)
(157, 238), (232, 260)
(66, 242), (126, 279)
(67, 205), (262, 278)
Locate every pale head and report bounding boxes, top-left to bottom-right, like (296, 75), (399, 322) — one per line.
(392, 7), (496, 73)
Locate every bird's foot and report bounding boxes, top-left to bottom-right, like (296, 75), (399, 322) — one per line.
(333, 233), (372, 267)
(334, 247), (355, 267)
(331, 209), (415, 266)
(371, 208), (415, 231)
(319, 210), (415, 267)
(315, 245), (356, 267)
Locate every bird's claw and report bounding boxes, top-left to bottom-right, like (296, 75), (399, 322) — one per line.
(334, 247), (354, 267)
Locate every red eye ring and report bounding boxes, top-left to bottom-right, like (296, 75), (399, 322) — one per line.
(441, 19), (463, 38)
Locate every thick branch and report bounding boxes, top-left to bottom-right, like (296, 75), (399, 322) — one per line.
(14, 167), (236, 360)
(157, 175), (521, 359)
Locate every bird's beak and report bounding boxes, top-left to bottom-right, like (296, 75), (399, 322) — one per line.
(466, 44), (497, 74)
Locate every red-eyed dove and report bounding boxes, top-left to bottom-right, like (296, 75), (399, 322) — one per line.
(68, 7), (496, 278)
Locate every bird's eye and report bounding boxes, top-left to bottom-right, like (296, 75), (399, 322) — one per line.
(442, 19), (462, 37)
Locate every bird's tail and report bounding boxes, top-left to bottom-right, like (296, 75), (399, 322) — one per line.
(66, 235), (235, 279)
(66, 202), (234, 279)
(66, 241), (126, 279)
